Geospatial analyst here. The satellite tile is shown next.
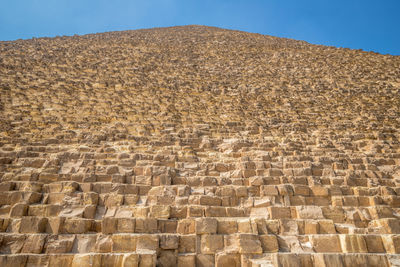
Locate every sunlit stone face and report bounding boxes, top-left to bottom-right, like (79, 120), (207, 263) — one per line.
(0, 25), (399, 266)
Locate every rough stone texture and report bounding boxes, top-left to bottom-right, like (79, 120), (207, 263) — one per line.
(0, 25), (399, 266)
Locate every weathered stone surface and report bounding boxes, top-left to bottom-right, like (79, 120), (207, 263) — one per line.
(216, 253), (240, 267)
(201, 234), (224, 254)
(196, 218), (218, 234)
(0, 25), (399, 266)
(312, 235), (342, 253)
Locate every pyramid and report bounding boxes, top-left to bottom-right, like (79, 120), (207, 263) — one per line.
(0, 25), (399, 266)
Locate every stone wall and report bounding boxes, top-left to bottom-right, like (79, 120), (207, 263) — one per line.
(0, 25), (399, 266)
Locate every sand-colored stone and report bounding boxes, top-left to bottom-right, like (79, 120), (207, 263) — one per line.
(0, 25), (399, 266)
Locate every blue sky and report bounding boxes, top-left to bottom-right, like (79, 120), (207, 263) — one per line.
(0, 0), (399, 55)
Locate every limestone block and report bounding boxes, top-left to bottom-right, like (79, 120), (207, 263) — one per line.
(339, 234), (367, 253)
(122, 254), (139, 267)
(177, 254), (196, 267)
(0, 235), (26, 254)
(188, 206), (204, 217)
(139, 253), (157, 267)
(250, 207), (270, 218)
(21, 234), (46, 254)
(205, 206), (227, 217)
(196, 218), (217, 234)
(112, 234), (136, 252)
(260, 185), (279, 196)
(9, 203), (28, 217)
(237, 219), (258, 234)
(158, 219), (177, 233)
(238, 234), (262, 254)
(224, 235), (240, 253)
(45, 235), (75, 253)
(179, 235), (196, 253)
(48, 255), (74, 267)
(0, 218), (10, 232)
(268, 207), (291, 219)
(135, 218), (158, 233)
(118, 218), (136, 233)
(318, 220), (336, 234)
(157, 250), (177, 267)
(200, 195), (222, 206)
(201, 234), (224, 254)
(265, 220), (280, 234)
(304, 220), (319, 234)
(72, 234), (96, 253)
(216, 253), (240, 267)
(296, 206), (324, 219)
(71, 254), (101, 267)
(378, 218), (400, 233)
(150, 205), (170, 219)
(177, 219), (195, 234)
(312, 235), (342, 252)
(102, 217), (117, 234)
(136, 234), (159, 252)
(94, 235), (112, 253)
(382, 235), (400, 254)
(364, 235), (385, 253)
(196, 254), (215, 267)
(259, 235), (279, 252)
(310, 186), (329, 197)
(160, 234), (179, 249)
(280, 219), (299, 235)
(170, 206), (187, 219)
(19, 217), (47, 233)
(0, 255), (28, 267)
(217, 219), (238, 234)
(277, 236), (303, 253)
(63, 218), (91, 234)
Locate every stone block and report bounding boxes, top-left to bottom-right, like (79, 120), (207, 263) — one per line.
(268, 207), (291, 219)
(177, 219), (195, 234)
(177, 254), (195, 267)
(21, 234), (46, 254)
(102, 217), (117, 234)
(136, 234), (159, 252)
(296, 206), (324, 219)
(217, 220), (237, 234)
(117, 218), (136, 233)
(216, 253), (240, 267)
(19, 217), (47, 233)
(45, 235), (75, 253)
(312, 235), (342, 253)
(112, 234), (136, 252)
(122, 254), (139, 267)
(201, 234), (224, 254)
(364, 235), (385, 253)
(196, 254), (215, 267)
(95, 235), (112, 253)
(339, 234), (367, 253)
(135, 218), (158, 233)
(150, 205), (170, 219)
(259, 235), (279, 252)
(63, 218), (91, 234)
(160, 234), (179, 249)
(179, 235), (196, 253)
(72, 234), (97, 253)
(238, 234), (262, 254)
(157, 250), (177, 267)
(196, 218), (217, 234)
(237, 219), (258, 234)
(318, 220), (336, 234)
(382, 235), (400, 254)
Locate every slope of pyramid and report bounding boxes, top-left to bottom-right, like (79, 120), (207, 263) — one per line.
(0, 25), (400, 266)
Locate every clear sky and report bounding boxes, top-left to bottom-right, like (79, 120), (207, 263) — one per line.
(1, 0), (399, 55)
